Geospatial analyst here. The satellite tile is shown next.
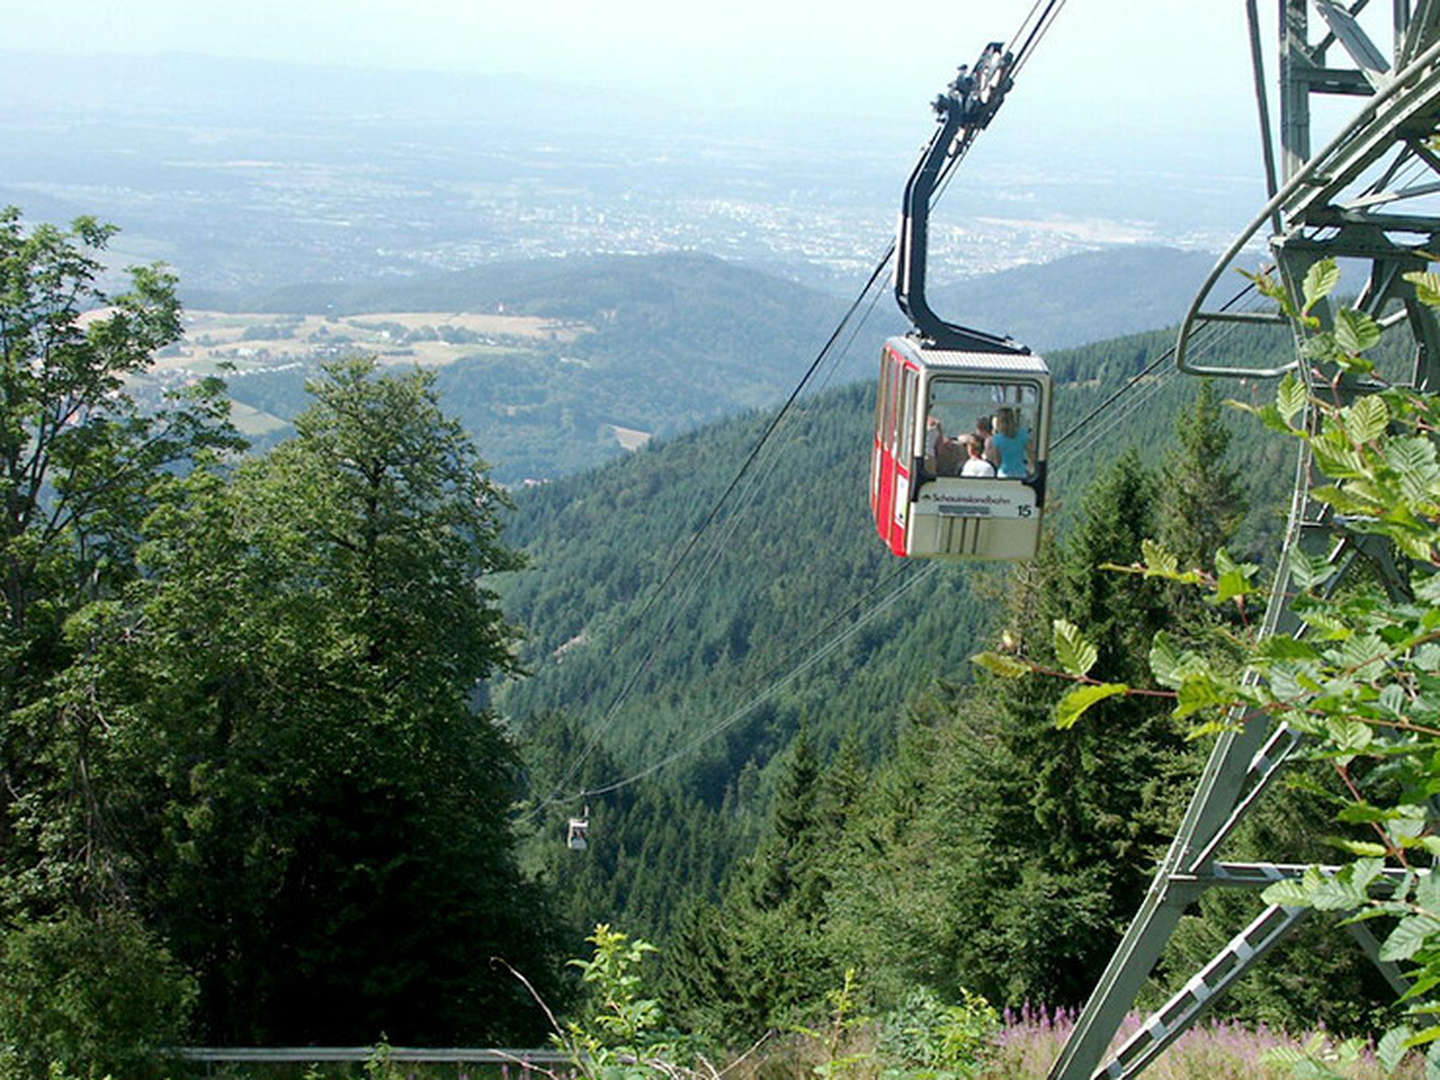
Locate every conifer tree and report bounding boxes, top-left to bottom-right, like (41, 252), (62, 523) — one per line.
(661, 726), (839, 1040)
(1157, 378), (1249, 571)
(750, 722), (821, 911)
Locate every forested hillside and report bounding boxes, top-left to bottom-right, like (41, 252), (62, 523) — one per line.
(497, 310), (1398, 1040)
(497, 319), (1303, 951)
(206, 254), (856, 481)
(2, 206), (1409, 1074)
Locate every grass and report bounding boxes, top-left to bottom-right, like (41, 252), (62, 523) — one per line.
(983, 1008), (1414, 1080)
(147, 1014), (1419, 1080)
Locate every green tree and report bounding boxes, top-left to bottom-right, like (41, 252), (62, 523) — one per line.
(37, 358), (561, 1044)
(661, 727), (840, 1040)
(835, 451), (1202, 1010)
(0, 908), (195, 1080)
(750, 722), (822, 911)
(0, 207), (239, 1078)
(0, 208), (237, 908)
(1157, 378), (1249, 573)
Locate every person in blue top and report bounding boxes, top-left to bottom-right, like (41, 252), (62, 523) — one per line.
(990, 406), (1031, 478)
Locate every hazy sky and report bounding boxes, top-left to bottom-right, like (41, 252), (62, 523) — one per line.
(15, 1), (1261, 134)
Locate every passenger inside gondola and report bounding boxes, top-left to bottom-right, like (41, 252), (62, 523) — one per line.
(925, 380), (1038, 480)
(925, 415), (943, 474)
(936, 434), (963, 476)
(961, 435), (995, 477)
(991, 405), (1032, 477)
(975, 414), (997, 468)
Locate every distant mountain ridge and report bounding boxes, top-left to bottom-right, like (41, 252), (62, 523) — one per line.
(187, 243), (1222, 349)
(199, 245), (1225, 481)
(207, 253), (855, 482)
(930, 245), (1223, 351)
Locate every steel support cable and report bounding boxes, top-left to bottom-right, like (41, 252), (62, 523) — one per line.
(562, 561), (938, 800)
(680, 269), (890, 583)
(574, 280), (891, 738)
(541, 111), (988, 802)
(537, 255), (896, 802)
(1053, 369), (1182, 473)
(1009, 0), (1069, 79)
(537, 555), (923, 808)
(1052, 374), (1184, 479)
(574, 319), (868, 769)
(1051, 278), (1264, 457)
(1056, 287), (1279, 467)
(538, 11), (1065, 809)
(1004, 0), (1050, 56)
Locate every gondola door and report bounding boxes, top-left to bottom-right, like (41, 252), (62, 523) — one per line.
(872, 343), (921, 557)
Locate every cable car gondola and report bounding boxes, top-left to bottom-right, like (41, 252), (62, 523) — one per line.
(871, 45), (1052, 561)
(566, 806), (590, 851)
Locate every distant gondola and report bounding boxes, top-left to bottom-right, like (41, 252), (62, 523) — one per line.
(566, 807), (590, 851)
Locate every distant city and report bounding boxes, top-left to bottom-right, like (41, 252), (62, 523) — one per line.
(0, 52), (1267, 298)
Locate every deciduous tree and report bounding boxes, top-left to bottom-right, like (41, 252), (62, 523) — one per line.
(37, 358), (561, 1043)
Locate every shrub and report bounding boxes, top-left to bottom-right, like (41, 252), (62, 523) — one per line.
(0, 908), (196, 1080)
(876, 986), (1000, 1080)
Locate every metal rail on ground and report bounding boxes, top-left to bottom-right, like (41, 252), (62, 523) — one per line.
(177, 1047), (573, 1065)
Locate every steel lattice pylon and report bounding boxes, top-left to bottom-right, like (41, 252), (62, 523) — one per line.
(1048, 5), (1440, 1080)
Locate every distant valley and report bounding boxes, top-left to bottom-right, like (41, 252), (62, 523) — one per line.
(172, 245), (1224, 482)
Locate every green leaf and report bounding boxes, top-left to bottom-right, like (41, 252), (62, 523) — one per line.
(1254, 636), (1321, 662)
(1141, 538), (1179, 577)
(1344, 394), (1389, 444)
(1380, 913), (1440, 961)
(1388, 435), (1440, 502)
(1380, 683), (1408, 717)
(1149, 632), (1186, 690)
(1303, 259), (1341, 313)
(1277, 372), (1308, 424)
(1174, 673), (1236, 719)
(1054, 682), (1128, 729)
(1323, 717), (1374, 757)
(1406, 269), (1440, 308)
(1328, 632), (1389, 680)
(1310, 483), (1378, 516)
(1214, 565), (1256, 605)
(1262, 879), (1314, 907)
(971, 651), (1031, 679)
(1052, 619), (1098, 678)
(1337, 803), (1396, 824)
(1333, 839), (1389, 856)
(1286, 548), (1338, 591)
(1335, 308), (1382, 355)
(1415, 868), (1440, 911)
(1211, 549), (1259, 605)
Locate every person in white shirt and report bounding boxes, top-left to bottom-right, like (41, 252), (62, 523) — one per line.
(960, 435), (996, 477)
